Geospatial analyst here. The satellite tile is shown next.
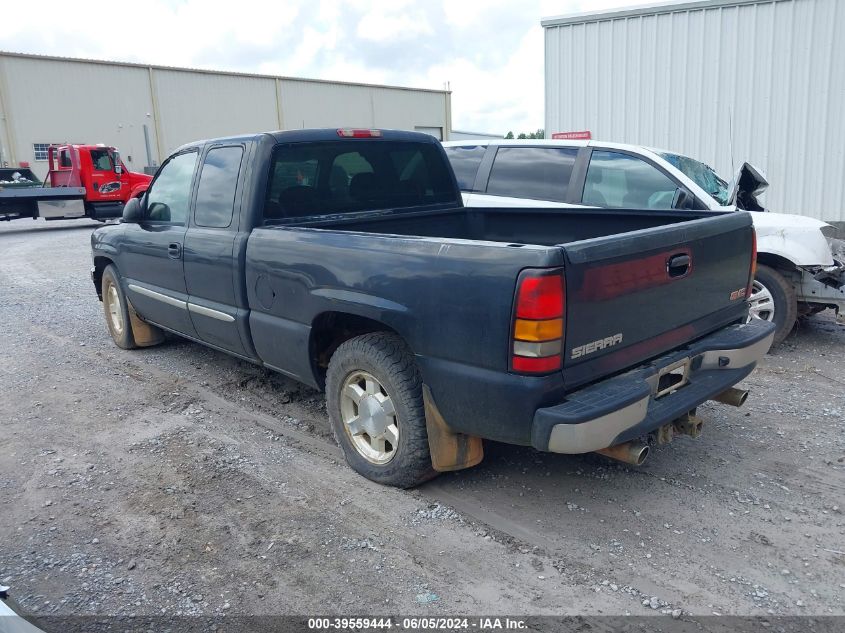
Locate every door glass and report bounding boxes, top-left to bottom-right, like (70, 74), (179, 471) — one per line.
(145, 151), (197, 224)
(583, 151), (678, 209)
(194, 146), (244, 228)
(89, 149), (114, 171)
(486, 147), (578, 202)
(443, 145), (486, 190)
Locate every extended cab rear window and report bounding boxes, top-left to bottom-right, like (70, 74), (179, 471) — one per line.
(263, 141), (456, 221)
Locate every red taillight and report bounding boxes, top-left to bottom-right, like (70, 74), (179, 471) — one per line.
(512, 355), (562, 373)
(337, 128), (383, 138)
(515, 274), (564, 319)
(747, 229), (757, 296)
(511, 269), (565, 375)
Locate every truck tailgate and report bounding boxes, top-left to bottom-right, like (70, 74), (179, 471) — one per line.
(560, 212), (754, 390)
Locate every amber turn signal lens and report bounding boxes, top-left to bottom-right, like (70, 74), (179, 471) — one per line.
(514, 318), (563, 342)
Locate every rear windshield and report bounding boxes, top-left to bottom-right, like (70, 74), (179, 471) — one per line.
(263, 140), (457, 221)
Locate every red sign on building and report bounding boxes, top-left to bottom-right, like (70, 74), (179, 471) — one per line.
(551, 131), (592, 140)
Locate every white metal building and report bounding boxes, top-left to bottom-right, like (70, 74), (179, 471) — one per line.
(0, 52), (452, 177)
(449, 130), (504, 141)
(543, 0), (845, 223)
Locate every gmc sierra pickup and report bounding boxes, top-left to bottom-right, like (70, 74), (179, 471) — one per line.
(91, 128), (775, 488)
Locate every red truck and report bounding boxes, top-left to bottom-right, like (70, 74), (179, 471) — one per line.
(0, 144), (152, 222)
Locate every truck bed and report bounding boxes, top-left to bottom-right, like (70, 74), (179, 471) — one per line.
(279, 205), (696, 245)
(0, 186), (86, 221)
(252, 205), (753, 401)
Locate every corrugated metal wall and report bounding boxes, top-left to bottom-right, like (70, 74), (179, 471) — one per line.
(544, 0), (845, 222)
(0, 53), (450, 176)
(0, 55), (155, 174)
(154, 70), (279, 151)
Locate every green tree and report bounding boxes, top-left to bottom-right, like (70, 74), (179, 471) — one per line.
(509, 129), (545, 140)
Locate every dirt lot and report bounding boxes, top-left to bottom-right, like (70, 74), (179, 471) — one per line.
(1, 219), (844, 627)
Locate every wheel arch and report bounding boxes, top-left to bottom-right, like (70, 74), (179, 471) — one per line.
(309, 311), (404, 389)
(756, 251), (798, 276)
(129, 184), (148, 199)
(92, 255), (116, 299)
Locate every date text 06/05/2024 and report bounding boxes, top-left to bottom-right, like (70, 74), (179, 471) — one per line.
(307, 617), (527, 630)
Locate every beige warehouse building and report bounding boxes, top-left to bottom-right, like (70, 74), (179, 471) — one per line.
(0, 51), (452, 177)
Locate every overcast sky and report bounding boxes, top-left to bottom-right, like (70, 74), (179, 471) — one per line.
(1, 0), (647, 134)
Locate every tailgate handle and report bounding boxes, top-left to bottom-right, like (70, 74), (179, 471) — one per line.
(667, 253), (691, 278)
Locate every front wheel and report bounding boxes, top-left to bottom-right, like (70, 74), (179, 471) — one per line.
(325, 332), (436, 488)
(101, 265), (137, 350)
(747, 264), (797, 345)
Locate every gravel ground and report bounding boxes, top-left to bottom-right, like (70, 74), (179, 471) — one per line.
(1, 219), (844, 628)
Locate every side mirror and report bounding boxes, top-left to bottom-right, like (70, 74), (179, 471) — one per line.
(122, 196), (143, 223)
(115, 163), (123, 175)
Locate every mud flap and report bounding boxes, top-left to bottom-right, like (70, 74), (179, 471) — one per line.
(126, 299), (165, 347)
(422, 385), (483, 472)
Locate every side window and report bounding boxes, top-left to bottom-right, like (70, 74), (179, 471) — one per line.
(89, 149), (114, 171)
(442, 145), (486, 190)
(194, 146), (244, 228)
(583, 151), (679, 209)
(486, 147), (578, 202)
(145, 151), (197, 224)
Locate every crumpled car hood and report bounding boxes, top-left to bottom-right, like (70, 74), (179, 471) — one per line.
(728, 163), (769, 211)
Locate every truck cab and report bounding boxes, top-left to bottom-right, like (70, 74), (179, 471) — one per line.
(48, 144), (152, 218)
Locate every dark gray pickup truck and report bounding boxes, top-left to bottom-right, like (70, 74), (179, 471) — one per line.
(91, 128), (774, 487)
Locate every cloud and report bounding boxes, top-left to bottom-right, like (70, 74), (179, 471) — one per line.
(0, 0), (647, 134)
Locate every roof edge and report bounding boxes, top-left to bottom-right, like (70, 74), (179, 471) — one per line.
(541, 0), (790, 27)
(0, 50), (450, 95)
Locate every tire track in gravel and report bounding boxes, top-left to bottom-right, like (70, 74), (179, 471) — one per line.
(13, 318), (807, 617)
(13, 319), (649, 612)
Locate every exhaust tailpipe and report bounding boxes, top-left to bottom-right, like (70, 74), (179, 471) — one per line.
(711, 387), (749, 407)
(596, 441), (650, 466)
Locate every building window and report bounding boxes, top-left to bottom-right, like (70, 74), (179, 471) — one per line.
(33, 143), (51, 161)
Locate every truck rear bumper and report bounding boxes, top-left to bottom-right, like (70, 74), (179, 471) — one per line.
(532, 318), (775, 454)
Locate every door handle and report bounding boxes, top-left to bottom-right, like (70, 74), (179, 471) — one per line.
(168, 242), (182, 259)
(667, 253), (691, 278)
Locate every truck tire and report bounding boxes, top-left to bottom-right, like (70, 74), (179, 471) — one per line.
(101, 265), (137, 350)
(748, 264), (797, 345)
(326, 332), (437, 488)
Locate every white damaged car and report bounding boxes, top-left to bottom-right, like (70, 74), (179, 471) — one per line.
(443, 139), (845, 344)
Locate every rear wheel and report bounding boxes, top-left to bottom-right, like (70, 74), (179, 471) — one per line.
(748, 264), (797, 345)
(326, 332), (436, 488)
(101, 265), (137, 350)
